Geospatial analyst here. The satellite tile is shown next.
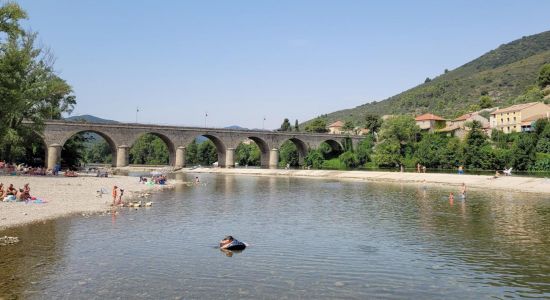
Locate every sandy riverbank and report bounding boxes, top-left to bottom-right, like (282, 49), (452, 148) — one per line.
(0, 175), (174, 230)
(184, 168), (550, 195)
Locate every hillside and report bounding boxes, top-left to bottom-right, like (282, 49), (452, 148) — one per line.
(313, 30), (550, 124)
(65, 114), (119, 124)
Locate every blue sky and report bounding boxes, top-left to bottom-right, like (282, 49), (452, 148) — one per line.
(18, 0), (550, 129)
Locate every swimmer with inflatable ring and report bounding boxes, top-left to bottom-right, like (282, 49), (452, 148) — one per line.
(219, 235), (246, 250)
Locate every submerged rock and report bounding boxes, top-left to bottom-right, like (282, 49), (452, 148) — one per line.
(0, 236), (20, 246)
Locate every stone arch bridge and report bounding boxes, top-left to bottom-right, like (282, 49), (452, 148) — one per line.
(41, 121), (364, 170)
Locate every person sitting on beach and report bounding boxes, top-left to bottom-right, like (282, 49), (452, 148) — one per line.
(7, 184), (17, 197)
(0, 183), (5, 198)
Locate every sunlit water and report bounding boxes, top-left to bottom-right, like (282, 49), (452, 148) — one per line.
(1, 174), (549, 299)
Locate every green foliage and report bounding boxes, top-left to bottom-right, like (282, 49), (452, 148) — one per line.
(304, 118), (328, 133)
(61, 133), (88, 169)
(378, 116), (420, 146)
(280, 118), (291, 131)
(479, 95), (494, 108)
(356, 135), (374, 165)
(129, 134), (169, 165)
(235, 142), (260, 166)
(414, 133), (448, 168)
(197, 140), (217, 165)
(321, 158), (346, 170)
(342, 120), (355, 131)
(279, 141), (299, 167)
(0, 3), (76, 163)
(510, 134), (537, 170)
(339, 151), (359, 168)
(84, 140), (112, 164)
(538, 63), (550, 87)
(372, 139), (402, 167)
(185, 139), (218, 166)
(513, 85), (543, 104)
(304, 149), (324, 169)
(186, 140), (199, 165)
(463, 121), (489, 168)
(364, 113), (382, 133)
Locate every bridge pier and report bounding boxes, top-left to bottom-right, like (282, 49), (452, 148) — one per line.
(269, 148), (279, 169)
(46, 144), (62, 171)
(116, 145), (129, 167)
(175, 146), (186, 168)
(225, 148), (235, 168)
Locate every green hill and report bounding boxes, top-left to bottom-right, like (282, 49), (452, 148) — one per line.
(313, 30), (550, 124)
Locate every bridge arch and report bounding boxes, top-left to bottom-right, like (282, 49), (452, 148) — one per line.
(127, 132), (176, 166)
(242, 136), (270, 168)
(185, 134), (227, 167)
(276, 137), (309, 168)
(58, 130), (118, 169)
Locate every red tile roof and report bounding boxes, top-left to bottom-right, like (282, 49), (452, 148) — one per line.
(491, 102), (540, 115)
(415, 113), (445, 121)
(328, 121), (344, 128)
(454, 113), (473, 121)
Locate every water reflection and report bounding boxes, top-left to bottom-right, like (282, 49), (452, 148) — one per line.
(1, 174), (549, 299)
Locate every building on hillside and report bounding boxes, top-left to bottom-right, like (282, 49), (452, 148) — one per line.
(490, 102), (550, 133)
(437, 112), (490, 139)
(521, 113), (550, 132)
(328, 120), (344, 134)
(415, 113), (447, 132)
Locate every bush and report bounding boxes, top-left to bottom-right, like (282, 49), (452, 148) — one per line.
(339, 151), (359, 168)
(304, 149), (324, 169)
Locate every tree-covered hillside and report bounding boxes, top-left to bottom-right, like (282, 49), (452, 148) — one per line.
(313, 30), (550, 124)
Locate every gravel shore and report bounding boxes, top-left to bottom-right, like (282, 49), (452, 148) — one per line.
(0, 175), (173, 230)
(184, 168), (550, 194)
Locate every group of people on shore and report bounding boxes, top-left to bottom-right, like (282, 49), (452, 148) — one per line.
(0, 182), (32, 202)
(0, 160), (59, 176)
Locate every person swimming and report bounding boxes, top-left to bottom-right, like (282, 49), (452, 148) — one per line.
(219, 235), (246, 250)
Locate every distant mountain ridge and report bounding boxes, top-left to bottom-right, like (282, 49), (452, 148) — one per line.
(65, 114), (119, 124)
(310, 30), (550, 125)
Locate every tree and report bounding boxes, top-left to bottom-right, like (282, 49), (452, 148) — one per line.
(0, 3), (76, 162)
(479, 95), (494, 109)
(538, 63), (550, 88)
(129, 134), (169, 165)
(513, 86), (543, 104)
(339, 151), (359, 168)
(294, 119), (299, 132)
(304, 118), (328, 133)
(342, 120), (355, 132)
(424, 77), (431, 83)
(364, 113), (382, 134)
(462, 121), (489, 168)
(356, 134), (375, 165)
(511, 134), (537, 170)
(280, 118), (291, 131)
(235, 142), (260, 166)
(414, 133), (448, 168)
(372, 139), (402, 167)
(304, 149), (324, 169)
(186, 140), (199, 165)
(279, 141), (299, 167)
(197, 140), (217, 165)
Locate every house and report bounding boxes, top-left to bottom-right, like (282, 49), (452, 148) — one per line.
(490, 102), (550, 133)
(437, 112), (490, 139)
(521, 113), (550, 132)
(355, 127), (370, 136)
(415, 113), (447, 132)
(328, 121), (344, 134)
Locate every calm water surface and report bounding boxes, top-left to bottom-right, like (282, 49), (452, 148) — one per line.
(1, 174), (549, 299)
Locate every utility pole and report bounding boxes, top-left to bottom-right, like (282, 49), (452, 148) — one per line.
(136, 107), (140, 123)
(263, 116), (266, 130)
(205, 112), (208, 128)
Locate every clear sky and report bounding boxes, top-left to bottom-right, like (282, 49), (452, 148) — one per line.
(17, 0), (550, 129)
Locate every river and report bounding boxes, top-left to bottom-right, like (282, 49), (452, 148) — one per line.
(1, 174), (549, 299)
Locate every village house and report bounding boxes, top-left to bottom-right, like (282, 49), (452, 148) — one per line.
(327, 120), (344, 134)
(415, 113), (447, 132)
(437, 112), (490, 139)
(490, 102), (550, 133)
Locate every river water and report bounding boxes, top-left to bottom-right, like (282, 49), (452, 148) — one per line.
(1, 174), (549, 299)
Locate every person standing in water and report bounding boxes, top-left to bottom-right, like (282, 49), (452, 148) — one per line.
(460, 183), (466, 198)
(112, 186), (118, 205)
